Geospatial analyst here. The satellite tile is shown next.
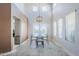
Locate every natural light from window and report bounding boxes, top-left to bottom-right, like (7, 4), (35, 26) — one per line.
(58, 18), (63, 38)
(53, 21), (57, 36)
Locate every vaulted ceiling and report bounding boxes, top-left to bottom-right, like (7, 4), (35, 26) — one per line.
(53, 3), (79, 20)
(13, 3), (79, 21)
(24, 3), (52, 21)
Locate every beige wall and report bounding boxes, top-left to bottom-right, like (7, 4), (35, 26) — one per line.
(0, 4), (11, 53)
(12, 4), (28, 43)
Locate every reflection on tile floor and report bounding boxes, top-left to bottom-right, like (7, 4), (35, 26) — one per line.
(3, 40), (69, 56)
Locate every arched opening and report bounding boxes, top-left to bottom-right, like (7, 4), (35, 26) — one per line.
(32, 16), (48, 36)
(30, 16), (48, 48)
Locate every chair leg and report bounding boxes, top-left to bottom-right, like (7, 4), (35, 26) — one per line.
(36, 41), (44, 48)
(42, 41), (44, 48)
(30, 40), (32, 46)
(36, 41), (38, 48)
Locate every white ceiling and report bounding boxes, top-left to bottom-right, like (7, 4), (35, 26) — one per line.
(13, 3), (25, 15)
(24, 3), (52, 21)
(53, 3), (79, 20)
(13, 3), (79, 21)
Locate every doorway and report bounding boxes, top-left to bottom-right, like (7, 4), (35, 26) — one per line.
(30, 16), (48, 48)
(12, 16), (21, 49)
(33, 16), (47, 36)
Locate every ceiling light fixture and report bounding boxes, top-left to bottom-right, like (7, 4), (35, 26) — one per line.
(42, 6), (48, 12)
(53, 3), (56, 8)
(32, 6), (38, 12)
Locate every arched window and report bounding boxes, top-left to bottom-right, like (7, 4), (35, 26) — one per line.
(32, 16), (47, 36)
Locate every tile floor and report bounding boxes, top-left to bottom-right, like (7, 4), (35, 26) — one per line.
(2, 40), (69, 56)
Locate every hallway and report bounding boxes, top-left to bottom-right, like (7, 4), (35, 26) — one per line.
(3, 40), (69, 56)
(0, 3), (79, 56)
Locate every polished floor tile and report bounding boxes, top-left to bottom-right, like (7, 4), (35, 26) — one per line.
(3, 40), (69, 56)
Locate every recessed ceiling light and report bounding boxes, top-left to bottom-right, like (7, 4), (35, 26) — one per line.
(32, 6), (38, 12)
(42, 6), (48, 12)
(53, 3), (56, 8)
